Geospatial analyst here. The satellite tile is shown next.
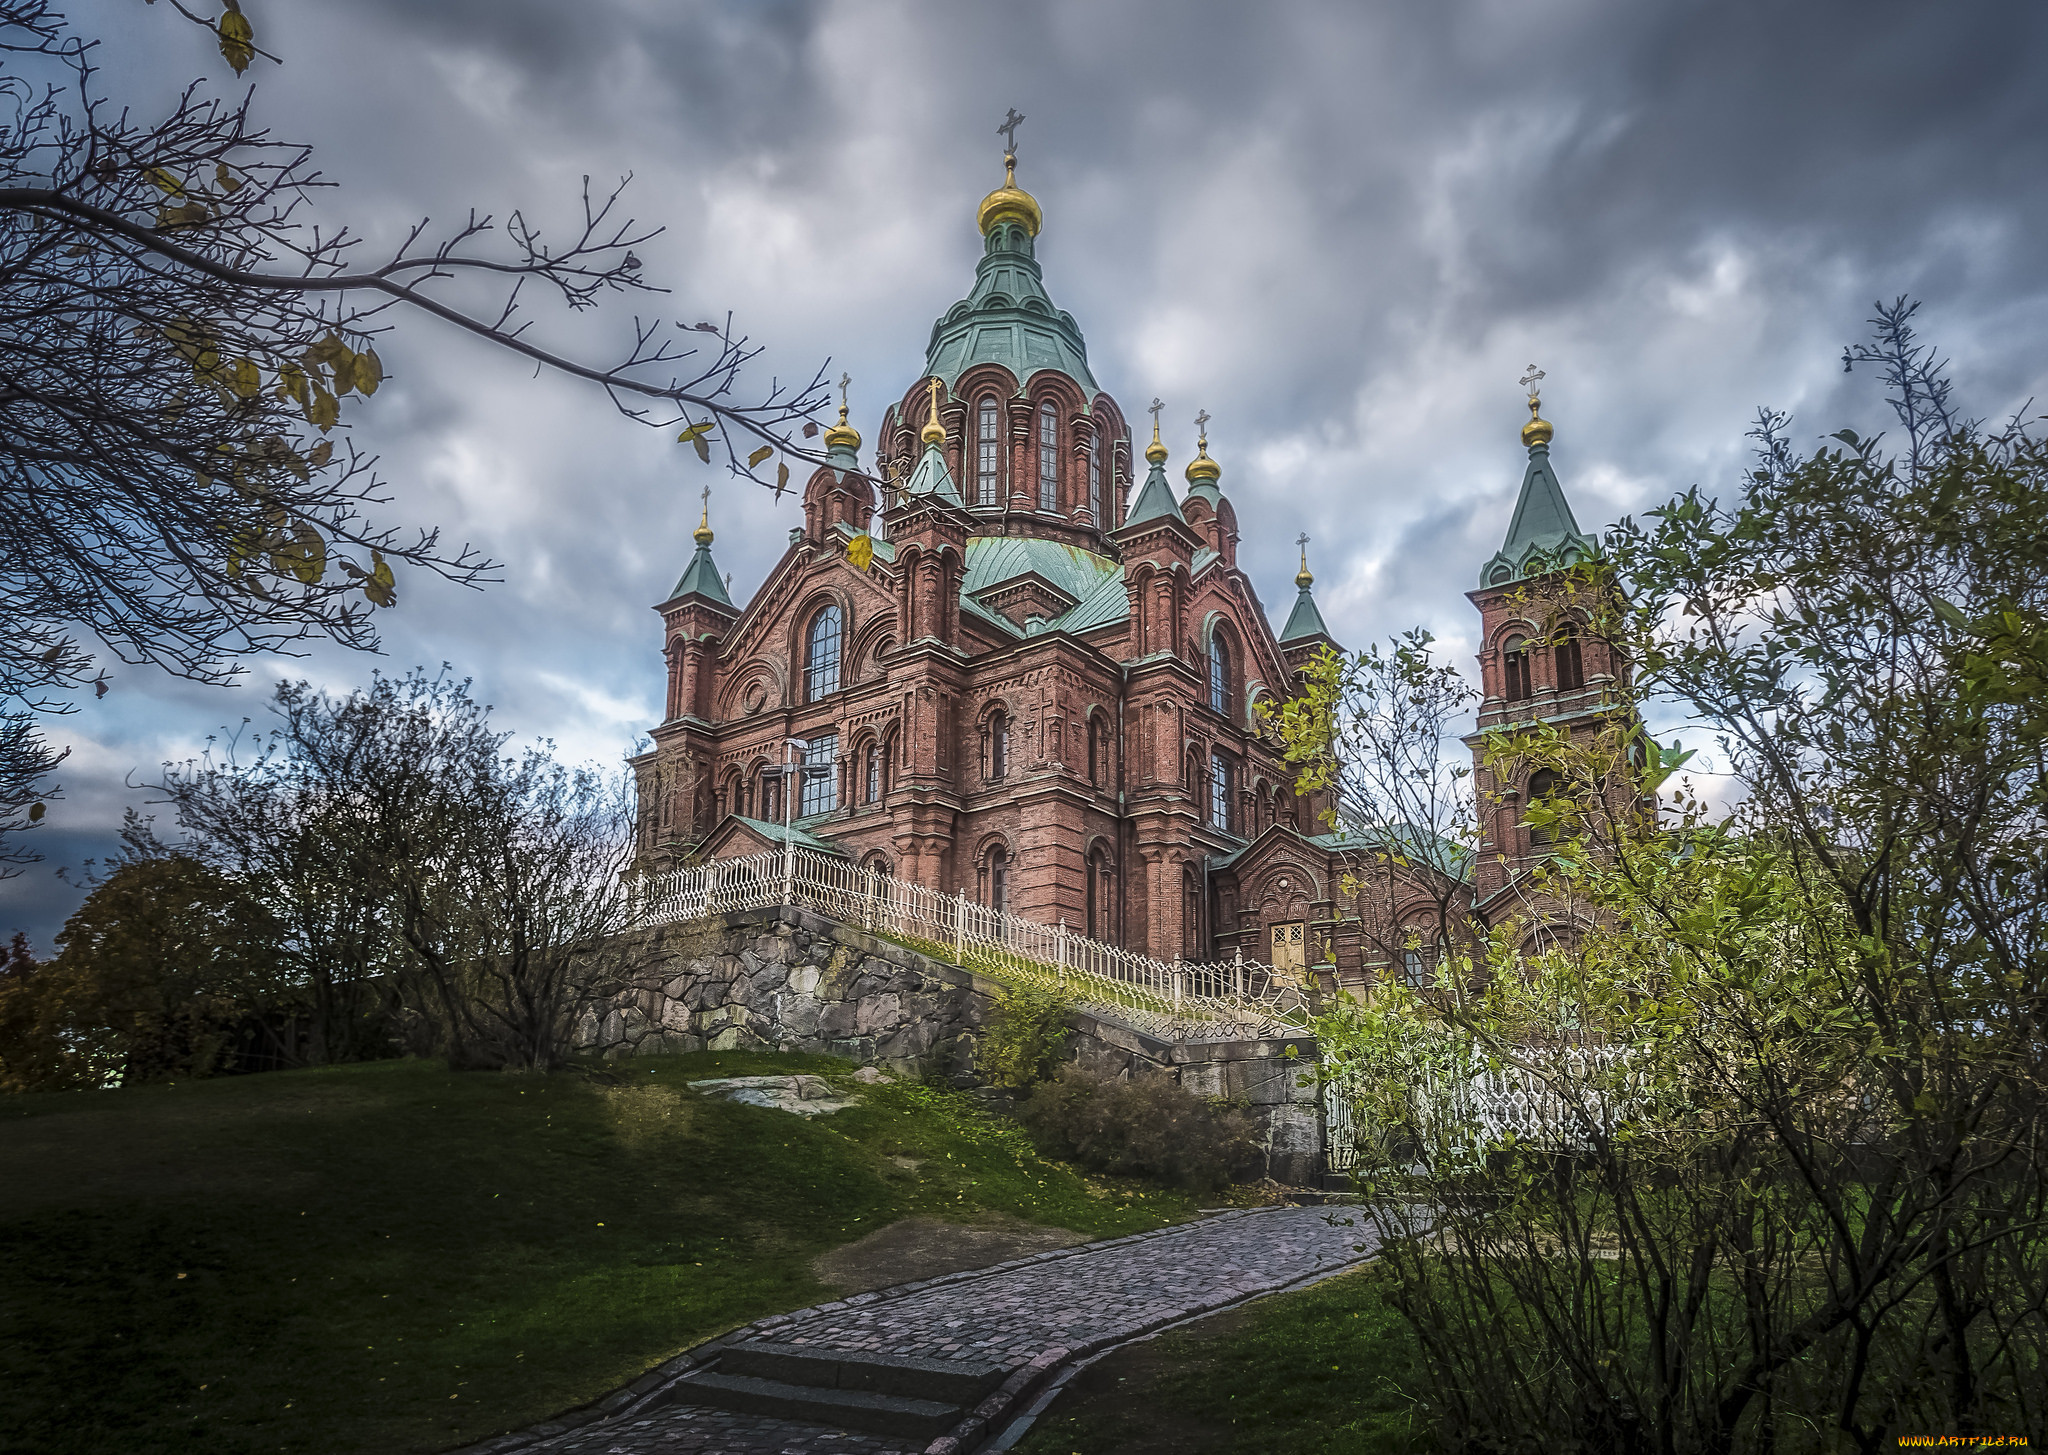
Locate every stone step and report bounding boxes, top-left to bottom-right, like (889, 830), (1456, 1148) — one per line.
(666, 1369), (964, 1440)
(718, 1342), (1008, 1405)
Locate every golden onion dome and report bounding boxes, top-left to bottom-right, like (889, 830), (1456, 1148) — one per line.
(1145, 416), (1168, 465)
(1521, 393), (1554, 448)
(1185, 428), (1220, 485)
(977, 154), (1042, 238)
(823, 402), (861, 453)
(694, 505), (714, 547)
(1295, 543), (1314, 590)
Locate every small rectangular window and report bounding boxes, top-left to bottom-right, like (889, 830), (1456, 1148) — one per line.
(1088, 436), (1102, 522)
(1210, 755), (1234, 832)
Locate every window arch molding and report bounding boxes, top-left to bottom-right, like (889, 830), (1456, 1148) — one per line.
(1203, 614), (1240, 721)
(979, 700), (1013, 783)
(792, 589), (854, 703)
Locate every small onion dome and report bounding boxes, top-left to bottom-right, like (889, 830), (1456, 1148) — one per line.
(694, 508), (714, 548)
(823, 402), (861, 453)
(1521, 393), (1554, 448)
(1185, 441), (1220, 487)
(1145, 420), (1168, 466)
(977, 154), (1042, 238)
(1296, 546), (1314, 590)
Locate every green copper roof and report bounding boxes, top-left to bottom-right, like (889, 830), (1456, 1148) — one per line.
(1479, 442), (1599, 587)
(732, 815), (843, 854)
(1279, 584), (1330, 643)
(902, 438), (964, 507)
(1052, 565), (1132, 634)
(924, 226), (1099, 397)
(670, 537), (733, 607)
(1122, 455), (1185, 528)
(961, 535), (1121, 602)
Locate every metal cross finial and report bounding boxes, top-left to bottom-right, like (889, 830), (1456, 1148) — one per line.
(701, 484), (712, 515)
(838, 371), (851, 408)
(1520, 363), (1546, 397)
(1297, 531), (1310, 549)
(1148, 397), (1164, 427)
(1194, 408), (1211, 438)
(998, 108), (1025, 155)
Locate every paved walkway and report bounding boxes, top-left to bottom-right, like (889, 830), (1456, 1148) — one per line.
(504, 1205), (1378, 1455)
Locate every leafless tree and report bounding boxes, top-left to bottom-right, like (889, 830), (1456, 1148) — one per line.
(1, 1), (841, 862)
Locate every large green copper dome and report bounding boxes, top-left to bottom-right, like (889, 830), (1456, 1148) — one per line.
(923, 162), (1099, 398)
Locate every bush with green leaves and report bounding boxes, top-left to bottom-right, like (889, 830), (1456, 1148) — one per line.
(1019, 1065), (1257, 1193)
(975, 984), (1073, 1088)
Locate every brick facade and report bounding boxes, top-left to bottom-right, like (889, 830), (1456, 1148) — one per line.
(631, 159), (1630, 991)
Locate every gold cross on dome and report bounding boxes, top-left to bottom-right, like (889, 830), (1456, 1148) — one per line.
(1194, 408), (1210, 435)
(1519, 363), (1546, 398)
(998, 108), (1025, 154)
(838, 372), (851, 409)
(1148, 397), (1164, 426)
(1297, 531), (1310, 549)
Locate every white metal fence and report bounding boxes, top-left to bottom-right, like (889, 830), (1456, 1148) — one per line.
(632, 846), (1313, 1042)
(1324, 1044), (1634, 1171)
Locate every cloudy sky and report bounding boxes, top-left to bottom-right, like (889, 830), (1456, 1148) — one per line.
(7, 0), (2046, 944)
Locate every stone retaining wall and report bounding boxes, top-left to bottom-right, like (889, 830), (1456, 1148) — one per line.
(575, 905), (1327, 1185)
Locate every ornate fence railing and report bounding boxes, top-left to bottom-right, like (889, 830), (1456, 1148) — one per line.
(632, 846), (1312, 1042)
(1324, 1043), (1636, 1171)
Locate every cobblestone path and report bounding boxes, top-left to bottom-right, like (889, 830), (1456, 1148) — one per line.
(505, 1205), (1378, 1455)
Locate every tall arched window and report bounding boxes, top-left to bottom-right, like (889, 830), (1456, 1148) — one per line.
(1526, 767), (1561, 846)
(977, 398), (1000, 506)
(1088, 431), (1102, 521)
(863, 742), (881, 804)
(805, 605), (842, 700)
(1086, 844), (1110, 939)
(1503, 636), (1532, 702)
(1037, 401), (1059, 511)
(986, 709), (1008, 782)
(982, 845), (1009, 913)
(1555, 623), (1585, 692)
(1086, 715), (1102, 786)
(1210, 753), (1234, 832)
(1208, 633), (1231, 715)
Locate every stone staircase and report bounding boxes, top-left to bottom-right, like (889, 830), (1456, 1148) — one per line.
(664, 1341), (1008, 1441)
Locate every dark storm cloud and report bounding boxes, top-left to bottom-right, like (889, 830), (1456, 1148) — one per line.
(7, 0), (2045, 941)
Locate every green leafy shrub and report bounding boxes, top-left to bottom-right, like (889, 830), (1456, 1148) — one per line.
(1019, 1065), (1258, 1192)
(976, 984), (1073, 1087)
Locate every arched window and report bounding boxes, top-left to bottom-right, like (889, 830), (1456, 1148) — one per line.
(1503, 636), (1532, 702)
(1036, 401), (1059, 511)
(1555, 623), (1585, 692)
(1086, 845), (1108, 939)
(864, 741), (881, 804)
(760, 766), (781, 823)
(805, 605), (842, 700)
(1527, 767), (1561, 847)
(1399, 928), (1440, 989)
(977, 398), (1000, 506)
(1209, 633), (1231, 715)
(1088, 431), (1102, 521)
(982, 844), (1009, 913)
(799, 734), (838, 817)
(1210, 753), (1234, 832)
(1086, 715), (1102, 786)
(986, 709), (1008, 782)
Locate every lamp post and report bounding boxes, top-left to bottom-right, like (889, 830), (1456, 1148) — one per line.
(780, 736), (804, 905)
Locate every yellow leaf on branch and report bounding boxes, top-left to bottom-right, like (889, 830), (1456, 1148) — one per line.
(747, 445), (774, 469)
(218, 6), (255, 75)
(353, 349), (382, 395)
(363, 550), (396, 608)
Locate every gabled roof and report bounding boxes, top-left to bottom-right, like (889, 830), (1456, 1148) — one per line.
(903, 439), (965, 507)
(961, 535), (1121, 603)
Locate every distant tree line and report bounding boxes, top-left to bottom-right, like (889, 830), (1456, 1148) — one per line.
(0, 670), (634, 1087)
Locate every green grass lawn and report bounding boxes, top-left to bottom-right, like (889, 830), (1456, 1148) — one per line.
(1014, 1261), (1429, 1455)
(0, 1052), (1199, 1455)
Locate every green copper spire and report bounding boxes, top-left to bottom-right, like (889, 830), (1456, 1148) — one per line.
(923, 150), (1099, 397)
(1122, 399), (1185, 527)
(902, 377), (964, 507)
(671, 493), (734, 606)
(1478, 383), (1598, 587)
(1279, 534), (1332, 643)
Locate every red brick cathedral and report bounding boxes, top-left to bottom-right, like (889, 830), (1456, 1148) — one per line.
(633, 149), (1618, 993)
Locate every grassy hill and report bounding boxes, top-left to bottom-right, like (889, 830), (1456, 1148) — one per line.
(0, 1052), (1199, 1455)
